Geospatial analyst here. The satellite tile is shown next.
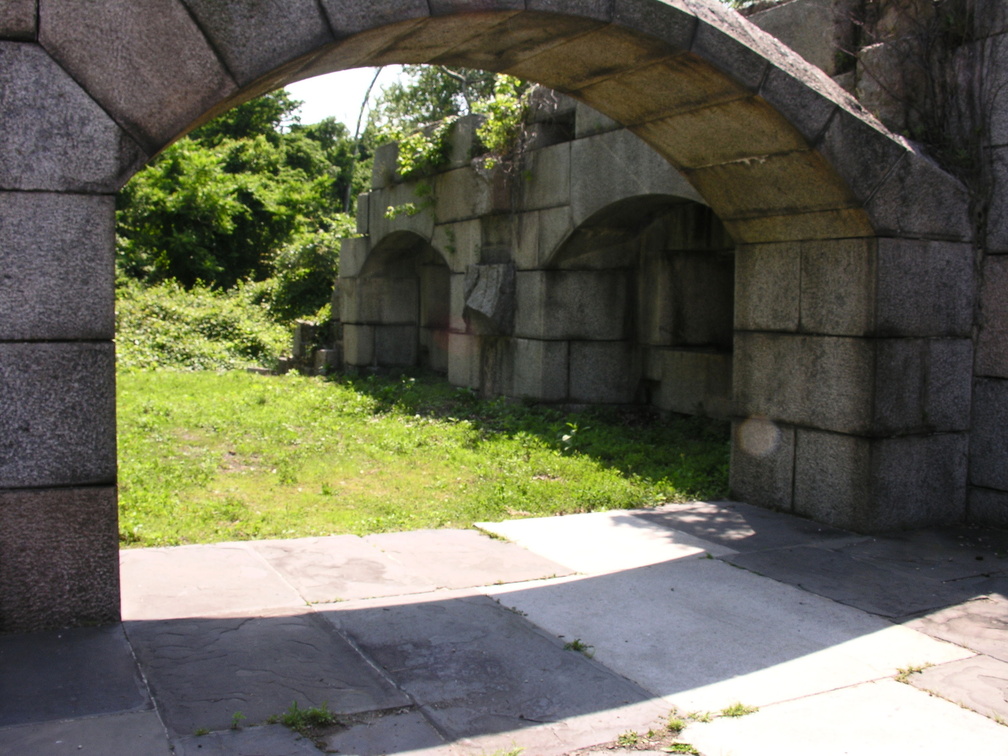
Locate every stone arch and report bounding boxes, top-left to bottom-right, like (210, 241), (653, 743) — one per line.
(0, 0), (976, 630)
(342, 231), (452, 372)
(539, 196), (735, 414)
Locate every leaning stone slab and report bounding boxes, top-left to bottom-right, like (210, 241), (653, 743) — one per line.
(125, 608), (409, 738)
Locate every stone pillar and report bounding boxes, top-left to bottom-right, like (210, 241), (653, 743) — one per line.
(731, 237), (974, 532)
(0, 39), (145, 631)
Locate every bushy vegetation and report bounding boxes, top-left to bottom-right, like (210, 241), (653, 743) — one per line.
(115, 280), (288, 371)
(117, 369), (730, 547)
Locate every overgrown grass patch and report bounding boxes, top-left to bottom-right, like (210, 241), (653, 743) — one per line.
(117, 369), (730, 547)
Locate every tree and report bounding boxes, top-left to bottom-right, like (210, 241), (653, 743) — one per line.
(117, 90), (358, 304)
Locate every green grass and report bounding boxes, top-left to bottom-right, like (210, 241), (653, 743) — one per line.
(117, 368), (730, 547)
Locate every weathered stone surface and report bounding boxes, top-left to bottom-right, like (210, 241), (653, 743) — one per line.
(969, 378), (1008, 490)
(342, 323), (374, 366)
(319, 0), (429, 38)
(569, 129), (700, 223)
(909, 595), (1008, 664)
(651, 349), (732, 417)
(977, 254), (1008, 377)
(463, 263), (515, 335)
(338, 236), (370, 278)
(0, 192), (114, 341)
(968, 487), (1008, 528)
(793, 429), (873, 530)
(370, 142), (399, 189)
(521, 142), (571, 210)
(506, 23), (671, 92)
(749, 0), (859, 76)
(173, 725), (318, 756)
(580, 54), (749, 128)
(512, 338), (569, 400)
(988, 148), (1008, 252)
(447, 332), (479, 388)
(433, 166), (498, 223)
(0, 488), (120, 632)
(431, 219), (482, 273)
(0, 0), (35, 39)
(730, 419), (796, 512)
(795, 430), (968, 531)
(734, 333), (874, 434)
(374, 324), (419, 366)
(181, 0), (331, 86)
(125, 609), (410, 737)
(638, 96), (807, 171)
(321, 710), (447, 756)
(320, 591), (657, 743)
(911, 655), (1008, 722)
(0, 42), (145, 191)
(574, 100), (621, 138)
(819, 108), (909, 205)
(0, 342), (115, 488)
(569, 340), (637, 403)
(854, 39), (919, 134)
(341, 276), (418, 324)
(866, 151), (972, 241)
(515, 270), (630, 341)
(800, 238), (875, 336)
(0, 711), (169, 756)
(687, 149), (855, 221)
(734, 242), (801, 332)
(759, 64), (841, 143)
(368, 182), (436, 240)
(876, 239), (974, 337)
(874, 339), (973, 434)
(725, 206), (874, 245)
(40, 0), (237, 152)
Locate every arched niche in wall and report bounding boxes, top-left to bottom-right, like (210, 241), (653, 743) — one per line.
(341, 231), (451, 373)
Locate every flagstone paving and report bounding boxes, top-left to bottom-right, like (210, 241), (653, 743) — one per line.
(0, 501), (1005, 755)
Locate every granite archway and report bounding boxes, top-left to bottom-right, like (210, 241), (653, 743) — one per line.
(0, 0), (974, 630)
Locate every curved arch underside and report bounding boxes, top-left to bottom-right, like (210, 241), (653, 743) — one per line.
(20, 0), (968, 244)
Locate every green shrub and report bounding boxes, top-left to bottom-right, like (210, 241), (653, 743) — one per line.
(116, 280), (289, 371)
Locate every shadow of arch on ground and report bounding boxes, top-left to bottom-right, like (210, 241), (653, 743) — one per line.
(0, 0), (976, 630)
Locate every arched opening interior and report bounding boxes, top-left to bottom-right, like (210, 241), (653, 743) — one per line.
(343, 230), (452, 373)
(531, 197), (735, 414)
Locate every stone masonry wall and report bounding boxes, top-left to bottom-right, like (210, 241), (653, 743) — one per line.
(339, 97), (736, 419)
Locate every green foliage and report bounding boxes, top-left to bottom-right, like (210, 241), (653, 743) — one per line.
(394, 119), (455, 180)
(115, 280), (288, 371)
(473, 75), (530, 169)
(369, 65), (497, 131)
(269, 701), (338, 735)
(719, 702), (759, 718)
(117, 91), (358, 306)
(116, 370), (730, 547)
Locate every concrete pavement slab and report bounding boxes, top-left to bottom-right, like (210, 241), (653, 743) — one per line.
(364, 528), (574, 586)
(909, 654), (1008, 721)
(0, 624), (150, 726)
(907, 594), (1008, 662)
(120, 542), (303, 620)
(839, 525), (1008, 582)
(320, 709), (450, 755)
(485, 557), (973, 712)
(0, 710), (169, 756)
(724, 543), (972, 618)
(251, 534), (437, 603)
(124, 608), (409, 737)
(172, 724), (323, 755)
(477, 510), (734, 574)
(631, 500), (864, 553)
(684, 680), (1008, 756)
(317, 589), (667, 753)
